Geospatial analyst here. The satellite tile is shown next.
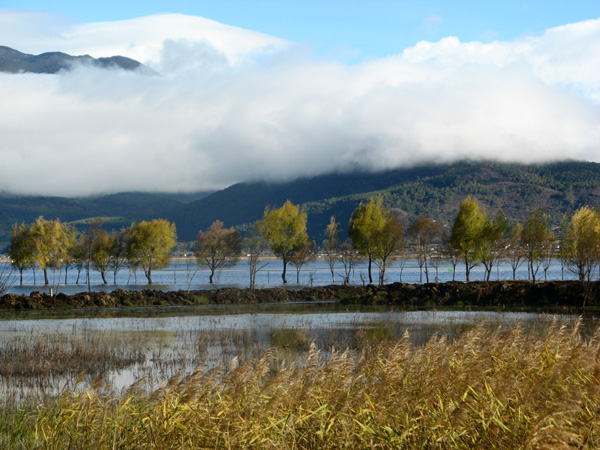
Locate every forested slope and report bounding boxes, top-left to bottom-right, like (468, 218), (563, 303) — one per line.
(0, 192), (211, 248)
(0, 160), (599, 247)
(171, 160), (600, 241)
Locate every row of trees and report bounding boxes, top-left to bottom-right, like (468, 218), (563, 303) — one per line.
(9, 218), (177, 287)
(7, 197), (600, 289)
(227, 198), (407, 287)
(449, 197), (552, 283)
(244, 196), (600, 288)
(449, 197), (600, 289)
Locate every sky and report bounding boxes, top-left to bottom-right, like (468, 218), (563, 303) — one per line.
(0, 1), (599, 196)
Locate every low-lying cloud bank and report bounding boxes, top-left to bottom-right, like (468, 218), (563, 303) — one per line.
(0, 11), (599, 196)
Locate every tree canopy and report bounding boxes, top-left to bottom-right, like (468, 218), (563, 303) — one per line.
(408, 214), (442, 283)
(29, 217), (73, 286)
(8, 222), (35, 285)
(479, 211), (509, 281)
(450, 196), (486, 282)
(348, 196), (389, 284)
(195, 220), (242, 284)
(260, 201), (309, 284)
(372, 213), (405, 286)
(91, 228), (112, 285)
(348, 197), (405, 285)
(127, 219), (177, 284)
(562, 206), (600, 284)
(323, 216), (340, 284)
(521, 209), (554, 283)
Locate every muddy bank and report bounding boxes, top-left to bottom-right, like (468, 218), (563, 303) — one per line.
(0, 281), (598, 312)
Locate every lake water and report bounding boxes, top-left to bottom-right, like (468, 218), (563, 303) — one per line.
(0, 303), (588, 402)
(2, 258), (580, 296)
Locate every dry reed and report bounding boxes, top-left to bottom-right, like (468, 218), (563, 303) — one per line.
(1, 318), (599, 449)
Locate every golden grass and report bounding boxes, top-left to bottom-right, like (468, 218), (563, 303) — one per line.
(3, 319), (600, 449)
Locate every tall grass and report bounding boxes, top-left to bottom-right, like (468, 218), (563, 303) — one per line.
(2, 319), (599, 449)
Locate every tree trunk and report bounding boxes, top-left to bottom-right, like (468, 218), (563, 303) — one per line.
(64, 267), (69, 285)
(281, 259), (287, 284)
(44, 268), (49, 285)
(250, 262), (257, 289)
(101, 271), (107, 285)
(209, 269), (215, 284)
(146, 268), (153, 284)
(368, 256), (373, 284)
(465, 258), (470, 283)
(19, 270), (23, 286)
(379, 263), (386, 286)
(424, 257), (429, 283)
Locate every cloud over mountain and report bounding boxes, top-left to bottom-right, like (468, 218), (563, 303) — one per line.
(0, 10), (599, 196)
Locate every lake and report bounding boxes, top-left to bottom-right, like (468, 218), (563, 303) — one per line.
(2, 258), (579, 296)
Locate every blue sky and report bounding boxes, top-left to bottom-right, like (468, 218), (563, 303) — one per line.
(4, 0), (600, 61)
(0, 2), (599, 195)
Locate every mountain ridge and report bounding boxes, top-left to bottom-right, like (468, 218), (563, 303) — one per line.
(0, 46), (152, 74)
(167, 160), (600, 241)
(0, 160), (599, 247)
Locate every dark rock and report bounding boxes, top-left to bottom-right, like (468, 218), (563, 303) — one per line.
(0, 281), (597, 313)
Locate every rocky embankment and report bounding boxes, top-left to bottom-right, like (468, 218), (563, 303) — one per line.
(0, 280), (598, 312)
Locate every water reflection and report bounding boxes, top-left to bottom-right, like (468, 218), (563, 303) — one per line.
(0, 303), (591, 404)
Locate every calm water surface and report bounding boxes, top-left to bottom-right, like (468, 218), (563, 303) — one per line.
(3, 258), (579, 296)
(0, 303), (592, 400)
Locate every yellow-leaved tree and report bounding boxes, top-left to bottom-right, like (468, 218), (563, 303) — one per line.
(29, 216), (72, 286)
(260, 201), (309, 284)
(349, 196), (404, 286)
(450, 196), (486, 283)
(127, 219), (177, 284)
(563, 206), (600, 284)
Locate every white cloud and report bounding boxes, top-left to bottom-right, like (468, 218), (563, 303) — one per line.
(0, 11), (290, 70)
(0, 10), (599, 196)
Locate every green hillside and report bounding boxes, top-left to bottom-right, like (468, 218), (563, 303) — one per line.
(167, 164), (448, 240)
(0, 160), (599, 248)
(170, 160), (600, 242)
(0, 191), (211, 249)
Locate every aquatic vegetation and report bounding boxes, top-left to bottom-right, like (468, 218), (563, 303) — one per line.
(1, 319), (599, 449)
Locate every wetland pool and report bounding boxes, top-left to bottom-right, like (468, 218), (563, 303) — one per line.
(0, 303), (593, 404)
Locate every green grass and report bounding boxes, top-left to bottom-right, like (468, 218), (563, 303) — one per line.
(68, 216), (129, 225)
(335, 291), (352, 300)
(194, 295), (209, 305)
